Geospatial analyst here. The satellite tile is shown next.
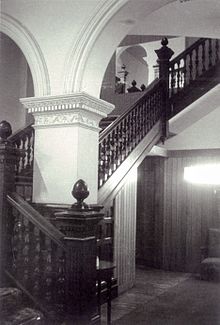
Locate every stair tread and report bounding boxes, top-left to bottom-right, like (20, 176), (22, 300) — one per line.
(0, 287), (21, 299)
(2, 307), (43, 325)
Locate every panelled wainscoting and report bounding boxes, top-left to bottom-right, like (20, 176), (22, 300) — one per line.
(136, 150), (220, 273)
(114, 170), (137, 293)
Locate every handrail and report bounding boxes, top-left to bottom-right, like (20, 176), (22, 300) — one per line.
(8, 123), (34, 142)
(7, 192), (65, 249)
(170, 38), (207, 66)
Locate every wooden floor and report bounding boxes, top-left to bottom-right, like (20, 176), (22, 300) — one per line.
(101, 266), (190, 324)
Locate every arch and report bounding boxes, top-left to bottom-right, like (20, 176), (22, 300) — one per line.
(63, 0), (176, 97)
(117, 45), (149, 90)
(0, 13), (50, 97)
(63, 0), (128, 95)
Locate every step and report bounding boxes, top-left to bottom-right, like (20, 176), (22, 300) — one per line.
(0, 287), (44, 324)
(0, 287), (21, 315)
(2, 307), (44, 324)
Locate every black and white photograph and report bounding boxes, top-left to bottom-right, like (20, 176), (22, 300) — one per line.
(0, 0), (220, 324)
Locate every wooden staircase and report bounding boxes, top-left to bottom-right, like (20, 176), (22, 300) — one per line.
(1, 36), (220, 322)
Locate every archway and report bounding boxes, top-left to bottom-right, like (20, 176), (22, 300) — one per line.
(0, 13), (50, 97)
(0, 32), (34, 132)
(63, 0), (175, 97)
(64, 0), (219, 98)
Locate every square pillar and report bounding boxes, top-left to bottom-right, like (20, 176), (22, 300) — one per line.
(21, 93), (114, 205)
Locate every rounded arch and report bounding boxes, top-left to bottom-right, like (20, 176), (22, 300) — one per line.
(0, 13), (50, 97)
(117, 45), (149, 90)
(63, 0), (128, 95)
(63, 0), (176, 97)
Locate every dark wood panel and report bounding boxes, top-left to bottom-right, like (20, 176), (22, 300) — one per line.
(137, 154), (220, 273)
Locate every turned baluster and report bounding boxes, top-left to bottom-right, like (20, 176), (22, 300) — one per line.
(99, 141), (107, 187)
(102, 138), (107, 182)
(40, 235), (54, 308)
(135, 107), (140, 145)
(189, 52), (193, 83)
(109, 131), (114, 175)
(201, 41), (206, 73)
(170, 64), (176, 95)
(110, 129), (116, 172)
(195, 47), (199, 79)
(126, 115), (131, 154)
(118, 122), (123, 164)
(22, 218), (31, 289)
(55, 248), (66, 314)
(25, 132), (33, 172)
(142, 101), (146, 138)
(105, 134), (111, 180)
(115, 125), (120, 166)
(208, 38), (213, 68)
(176, 61), (181, 91)
(32, 226), (42, 299)
(215, 39), (219, 64)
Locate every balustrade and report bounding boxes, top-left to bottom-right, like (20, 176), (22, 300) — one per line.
(9, 124), (34, 200)
(169, 38), (220, 114)
(98, 79), (166, 188)
(5, 180), (108, 323)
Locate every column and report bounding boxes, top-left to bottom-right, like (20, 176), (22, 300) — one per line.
(20, 93), (114, 205)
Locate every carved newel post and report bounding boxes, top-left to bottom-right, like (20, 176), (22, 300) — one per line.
(0, 121), (19, 284)
(54, 179), (104, 324)
(155, 38), (174, 141)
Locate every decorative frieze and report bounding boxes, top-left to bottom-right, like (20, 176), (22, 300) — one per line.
(33, 111), (99, 129)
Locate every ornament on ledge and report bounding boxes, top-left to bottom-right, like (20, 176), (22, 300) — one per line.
(71, 179), (89, 210)
(0, 120), (12, 143)
(70, 179), (103, 212)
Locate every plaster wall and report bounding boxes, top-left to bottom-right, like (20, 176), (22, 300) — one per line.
(33, 125), (98, 204)
(2, 0), (103, 95)
(164, 103), (220, 150)
(0, 33), (33, 132)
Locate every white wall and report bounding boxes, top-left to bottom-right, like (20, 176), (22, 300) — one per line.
(0, 33), (33, 132)
(164, 104), (220, 150)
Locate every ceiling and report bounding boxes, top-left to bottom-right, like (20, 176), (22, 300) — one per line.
(129, 0), (220, 39)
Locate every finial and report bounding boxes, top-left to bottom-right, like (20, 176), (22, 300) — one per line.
(71, 179), (89, 210)
(131, 80), (137, 87)
(161, 37), (168, 46)
(0, 120), (12, 143)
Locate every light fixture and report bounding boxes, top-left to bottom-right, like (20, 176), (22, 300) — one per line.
(184, 164), (220, 185)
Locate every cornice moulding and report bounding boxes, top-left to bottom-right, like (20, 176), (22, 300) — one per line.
(20, 92), (115, 117)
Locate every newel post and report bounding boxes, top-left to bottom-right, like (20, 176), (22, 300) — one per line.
(155, 38), (174, 141)
(0, 121), (19, 284)
(54, 179), (104, 324)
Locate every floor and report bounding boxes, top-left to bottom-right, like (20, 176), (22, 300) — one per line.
(101, 266), (220, 325)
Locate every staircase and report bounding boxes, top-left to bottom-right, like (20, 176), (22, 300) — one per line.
(1, 37), (220, 322)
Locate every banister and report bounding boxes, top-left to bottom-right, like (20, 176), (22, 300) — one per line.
(169, 38), (207, 66)
(99, 78), (162, 141)
(8, 123), (34, 142)
(7, 192), (65, 249)
(98, 78), (166, 188)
